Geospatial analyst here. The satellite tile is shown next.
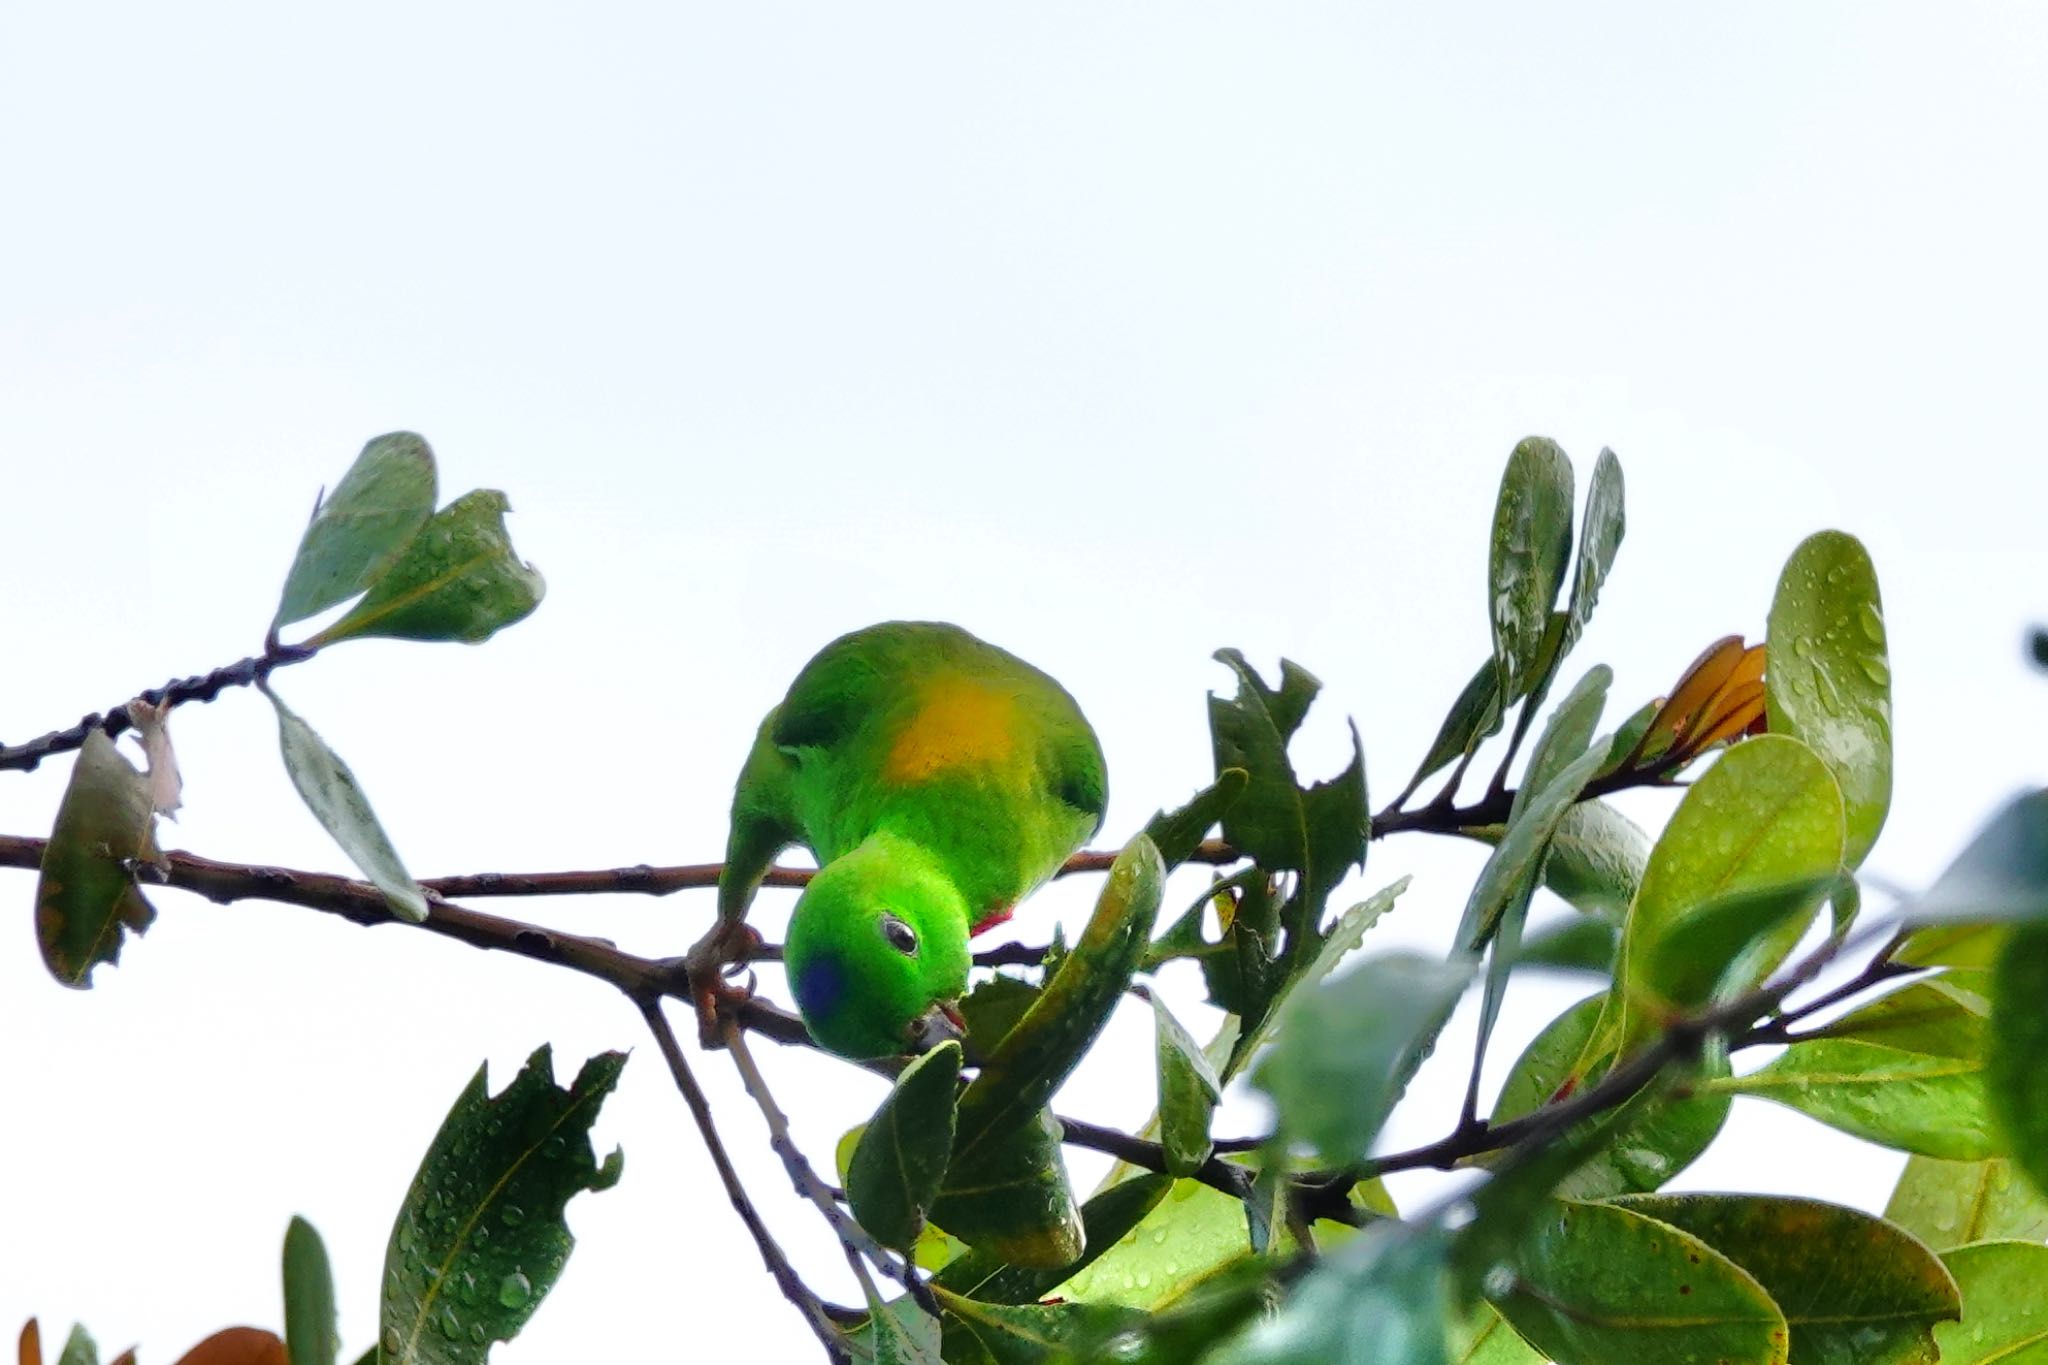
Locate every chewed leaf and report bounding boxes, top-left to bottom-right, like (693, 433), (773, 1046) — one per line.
(273, 432), (438, 631)
(312, 490), (543, 647)
(266, 687), (427, 922)
(36, 730), (163, 988)
(380, 1048), (625, 1365)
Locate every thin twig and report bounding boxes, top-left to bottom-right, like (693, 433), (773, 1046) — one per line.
(719, 1018), (944, 1321)
(637, 998), (848, 1363)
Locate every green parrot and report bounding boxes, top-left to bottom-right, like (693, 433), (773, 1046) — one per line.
(692, 621), (1108, 1059)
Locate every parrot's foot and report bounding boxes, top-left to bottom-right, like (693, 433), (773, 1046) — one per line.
(678, 920), (763, 1049)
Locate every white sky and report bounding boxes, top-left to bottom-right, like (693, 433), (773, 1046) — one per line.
(3, 4), (2045, 1360)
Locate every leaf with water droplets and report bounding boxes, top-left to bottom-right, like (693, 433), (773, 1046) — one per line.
(1204, 1222), (1453, 1365)
(311, 490), (543, 647)
(1715, 1036), (1997, 1160)
(1766, 531), (1892, 867)
(1885, 1155), (2048, 1250)
(1149, 992), (1221, 1177)
(378, 1047), (625, 1365)
(1489, 437), (1576, 702)
(1931, 1241), (2048, 1363)
(1563, 448), (1625, 651)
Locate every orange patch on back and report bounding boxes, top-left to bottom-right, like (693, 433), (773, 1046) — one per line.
(883, 674), (1020, 784)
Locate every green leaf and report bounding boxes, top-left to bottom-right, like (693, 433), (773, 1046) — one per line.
(1462, 799), (1650, 920)
(1054, 1176), (1257, 1310)
(930, 1107), (1083, 1270)
(1223, 876), (1409, 1082)
(1490, 994), (1728, 1198)
(1932, 1241), (2048, 1363)
(1066, 1259), (1276, 1365)
(1609, 734), (1845, 1052)
(1142, 769), (1249, 869)
(1988, 920), (2048, 1202)
(1402, 658), (1506, 798)
(1885, 1156), (2048, 1250)
(379, 1047), (625, 1365)
(1490, 1198), (1788, 1365)
(284, 1215), (339, 1365)
(1489, 436), (1576, 702)
(273, 432), (438, 631)
(1609, 1193), (1957, 1365)
(1150, 993), (1221, 1177)
(265, 686), (428, 922)
(1905, 790), (2048, 926)
(54, 1325), (99, 1365)
(1813, 974), (1989, 1056)
(849, 1042), (963, 1253)
(959, 976), (1043, 1055)
(1765, 530), (1893, 868)
(311, 490), (544, 647)
(1204, 1222), (1451, 1365)
(1458, 736), (1610, 958)
(932, 1287), (1144, 1365)
(1253, 951), (1471, 1166)
(953, 836), (1162, 1167)
(859, 1281), (943, 1365)
(1641, 873), (1849, 1012)
(1716, 1037), (1997, 1159)
(34, 730), (160, 988)
(1517, 916), (1617, 974)
(1563, 447), (1626, 650)
(1448, 1305), (1545, 1364)
(1511, 666), (1612, 821)
(934, 1173), (1173, 1306)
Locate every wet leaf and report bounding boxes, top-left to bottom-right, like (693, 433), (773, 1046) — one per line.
(1717, 1037), (1997, 1159)
(1885, 1156), (2048, 1249)
(1813, 974), (1989, 1057)
(1563, 447), (1625, 650)
(1988, 920), (2048, 1201)
(312, 490), (543, 647)
(1641, 873), (1849, 1012)
(266, 687), (427, 922)
(1066, 1260), (1276, 1365)
(273, 432), (438, 630)
(1141, 769), (1249, 870)
(283, 1216), (338, 1365)
(1489, 436), (1576, 702)
(1610, 1193), (1957, 1365)
(859, 1282), (942, 1365)
(1462, 799), (1649, 920)
(379, 1047), (625, 1365)
(1054, 1177), (1256, 1311)
(849, 1042), (963, 1253)
(1149, 993), (1221, 1177)
(35, 730), (161, 987)
(934, 1174), (1172, 1306)
(1253, 952), (1471, 1166)
(1204, 1222), (1451, 1365)
(1490, 1199), (1788, 1365)
(1765, 531), (1892, 867)
(930, 1107), (1083, 1270)
(1932, 1241), (2048, 1363)
(933, 1288), (1143, 1364)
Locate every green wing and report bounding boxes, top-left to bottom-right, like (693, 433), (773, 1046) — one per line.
(1047, 713), (1109, 838)
(717, 708), (803, 925)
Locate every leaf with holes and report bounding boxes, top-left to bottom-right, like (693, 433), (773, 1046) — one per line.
(378, 1047), (624, 1365)
(273, 432), (437, 631)
(312, 490), (543, 646)
(35, 731), (162, 988)
(1141, 768), (1248, 869)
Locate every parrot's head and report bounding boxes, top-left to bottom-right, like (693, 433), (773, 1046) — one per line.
(783, 837), (973, 1059)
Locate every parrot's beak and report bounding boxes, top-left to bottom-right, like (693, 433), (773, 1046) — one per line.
(906, 999), (968, 1054)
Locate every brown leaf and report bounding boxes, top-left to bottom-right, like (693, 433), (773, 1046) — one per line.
(108, 1352), (136, 1365)
(1648, 634), (1746, 747)
(171, 1328), (286, 1365)
(18, 1319), (40, 1365)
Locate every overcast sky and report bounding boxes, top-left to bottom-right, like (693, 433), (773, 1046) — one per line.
(4, 4), (2045, 1361)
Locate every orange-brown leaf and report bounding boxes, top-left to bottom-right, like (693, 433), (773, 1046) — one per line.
(1649, 635), (1747, 743)
(18, 1319), (40, 1365)
(171, 1328), (286, 1365)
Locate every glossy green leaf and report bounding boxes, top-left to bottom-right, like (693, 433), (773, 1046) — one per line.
(959, 976), (1042, 1055)
(1642, 874), (1847, 1012)
(1885, 1156), (2048, 1249)
(34, 730), (161, 988)
(1491, 1198), (1787, 1365)
(273, 432), (437, 630)
(849, 1042), (963, 1253)
(860, 1280), (943, 1365)
(1205, 1222), (1451, 1365)
(1489, 436), (1576, 702)
(1463, 799), (1650, 920)
(1149, 993), (1221, 1177)
(1906, 790), (2048, 926)
(1403, 657), (1506, 799)
(954, 836), (1161, 1167)
(1254, 952), (1471, 1166)
(1765, 530), (1892, 867)
(1142, 768), (1249, 869)
(283, 1215), (339, 1365)
(933, 1288), (1143, 1365)
(1223, 875), (1409, 1082)
(1058, 1175), (1251, 1309)
(1067, 1260), (1275, 1365)
(266, 687), (428, 922)
(1813, 974), (1988, 1057)
(1490, 994), (1728, 1198)
(1610, 1193), (1957, 1365)
(930, 1107), (1083, 1269)
(1933, 1241), (2048, 1363)
(1989, 920), (2048, 1201)
(1718, 1037), (1997, 1159)
(1517, 916), (1617, 973)
(379, 1047), (625, 1365)
(1511, 666), (1612, 821)
(935, 1173), (1172, 1307)
(1563, 447), (1625, 650)
(1448, 1305), (1545, 1364)
(312, 489), (544, 647)
(1610, 734), (1845, 1050)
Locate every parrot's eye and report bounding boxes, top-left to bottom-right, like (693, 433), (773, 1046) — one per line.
(880, 915), (919, 957)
